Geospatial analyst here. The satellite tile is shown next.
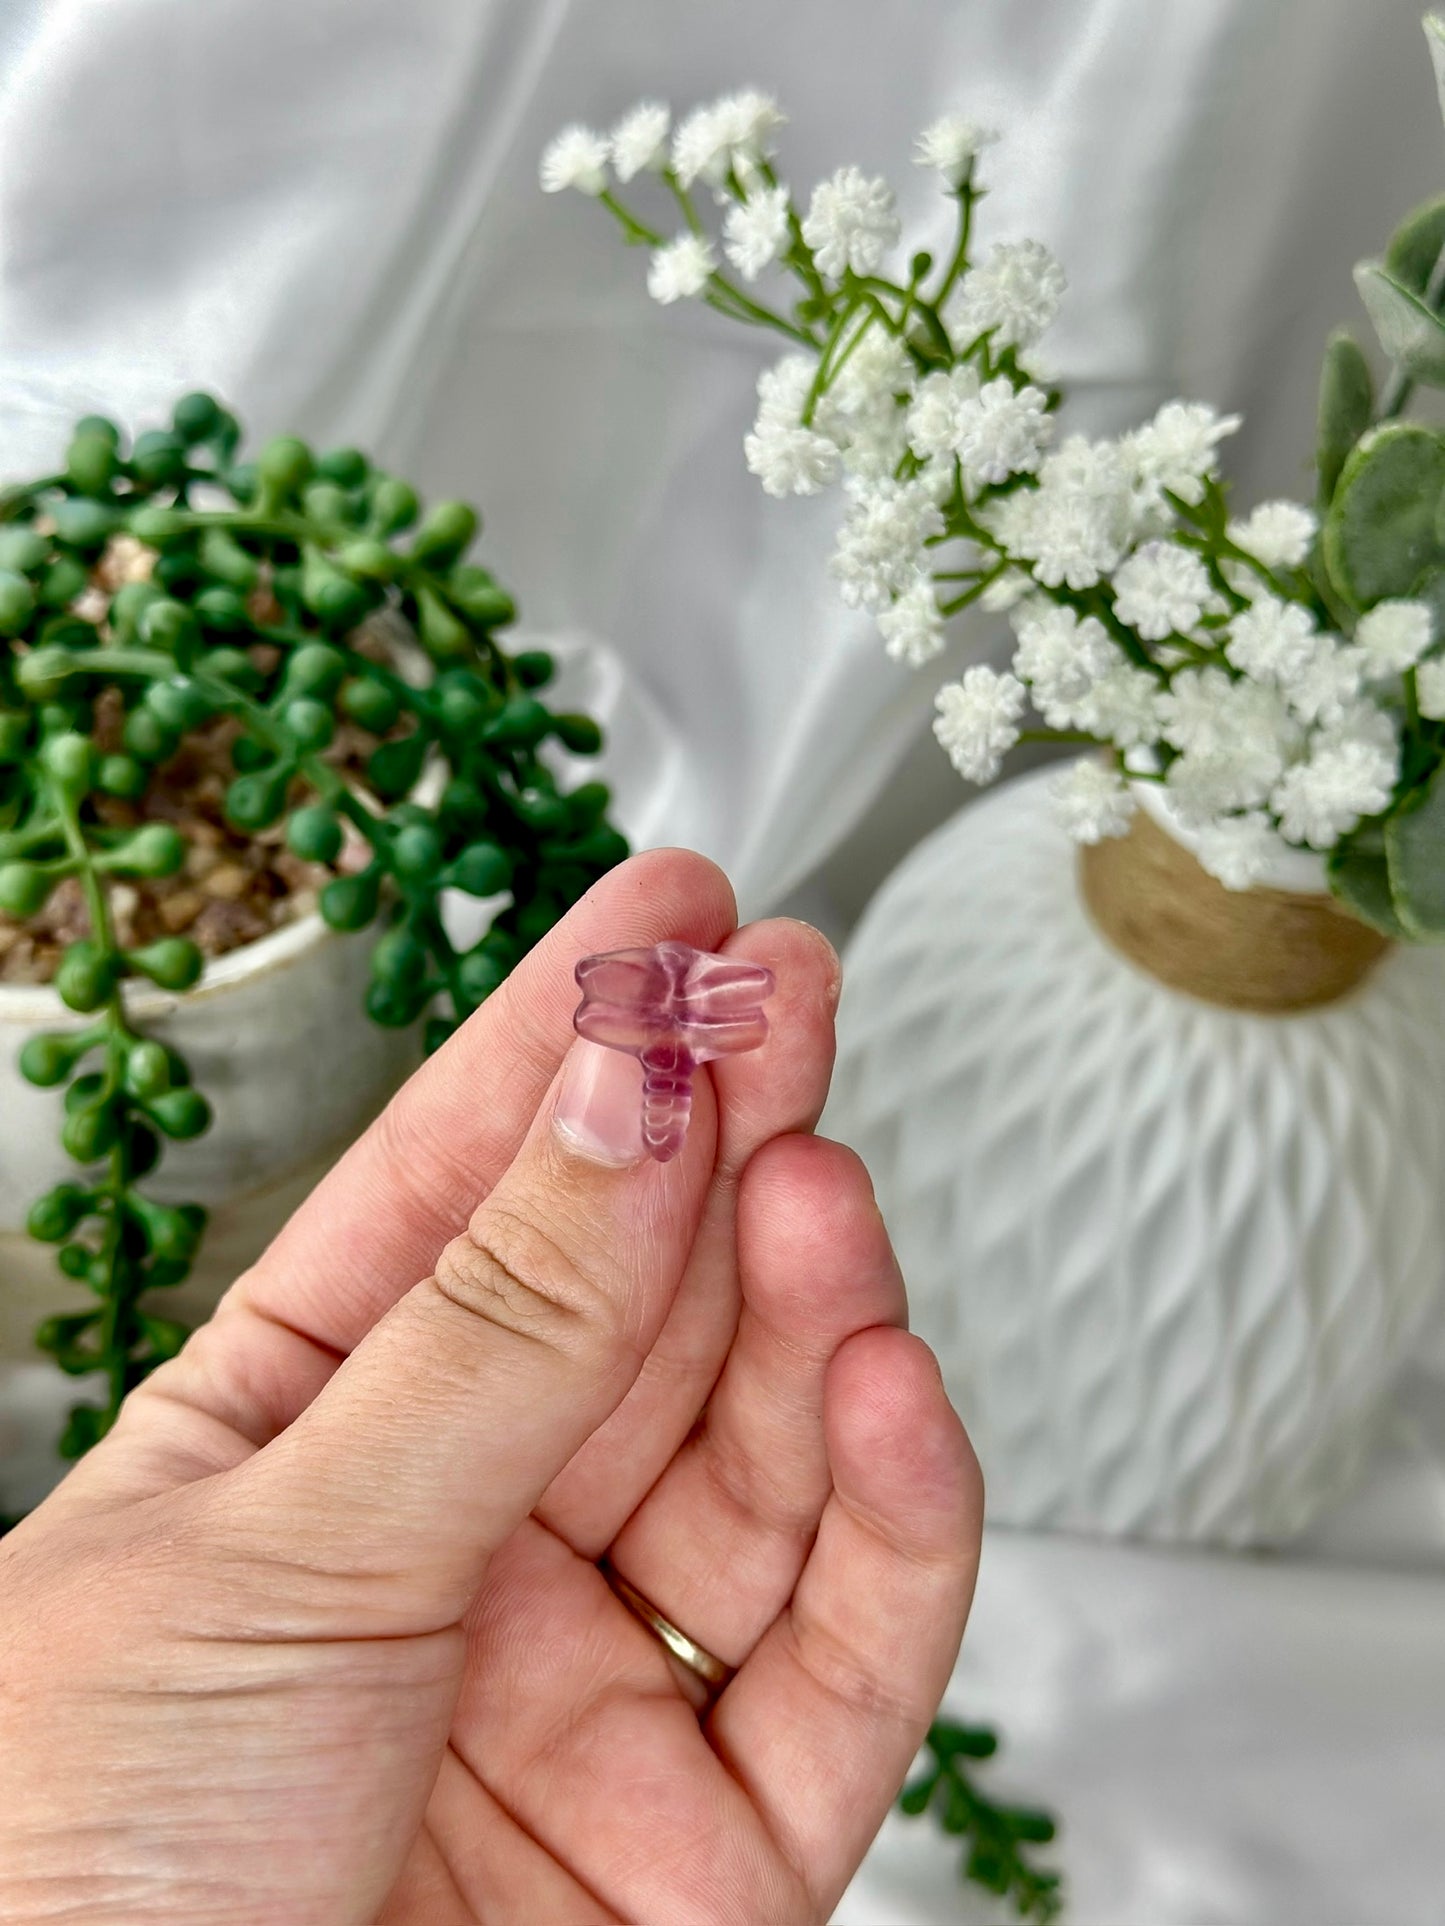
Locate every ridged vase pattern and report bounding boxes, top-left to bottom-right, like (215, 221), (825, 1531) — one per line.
(824, 767), (1445, 1544)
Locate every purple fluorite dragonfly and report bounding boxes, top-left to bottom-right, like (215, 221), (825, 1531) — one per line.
(572, 940), (776, 1161)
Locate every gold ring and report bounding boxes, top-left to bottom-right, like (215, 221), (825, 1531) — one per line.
(600, 1560), (732, 1689)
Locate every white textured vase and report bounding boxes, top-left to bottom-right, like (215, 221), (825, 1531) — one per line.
(824, 764), (1445, 1545)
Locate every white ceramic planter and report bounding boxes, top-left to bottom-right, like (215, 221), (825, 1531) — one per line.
(1, 913), (422, 1511)
(824, 763), (1445, 1546)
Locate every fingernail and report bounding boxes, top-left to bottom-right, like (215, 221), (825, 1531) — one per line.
(553, 1039), (645, 1167)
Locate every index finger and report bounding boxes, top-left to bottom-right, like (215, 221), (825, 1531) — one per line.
(240, 845), (737, 1351)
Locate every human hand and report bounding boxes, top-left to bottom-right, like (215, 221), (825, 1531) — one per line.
(0, 849), (982, 1925)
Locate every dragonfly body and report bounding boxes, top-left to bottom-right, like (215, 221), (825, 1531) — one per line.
(573, 940), (777, 1161)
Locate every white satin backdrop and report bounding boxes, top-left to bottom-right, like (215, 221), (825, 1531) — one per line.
(4, 2), (1445, 1920)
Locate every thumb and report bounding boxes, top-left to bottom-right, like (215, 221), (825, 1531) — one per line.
(222, 1034), (717, 1625)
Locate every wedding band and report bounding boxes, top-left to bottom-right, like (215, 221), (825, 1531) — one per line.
(600, 1560), (732, 1689)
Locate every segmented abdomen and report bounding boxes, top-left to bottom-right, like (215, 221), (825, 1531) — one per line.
(641, 1048), (694, 1162)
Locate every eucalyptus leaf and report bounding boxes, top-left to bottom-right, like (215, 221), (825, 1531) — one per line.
(1384, 195), (1445, 297)
(1385, 761), (1445, 938)
(1354, 262), (1445, 385)
(1315, 330), (1373, 507)
(1321, 422), (1445, 610)
(1327, 834), (1408, 940)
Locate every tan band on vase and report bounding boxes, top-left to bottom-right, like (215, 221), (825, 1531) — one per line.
(1078, 805), (1391, 1014)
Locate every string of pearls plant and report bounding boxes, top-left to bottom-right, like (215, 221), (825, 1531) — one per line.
(0, 395), (624, 1458)
(547, 27), (1445, 936)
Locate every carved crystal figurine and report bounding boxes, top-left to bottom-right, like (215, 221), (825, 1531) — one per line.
(573, 940), (776, 1161)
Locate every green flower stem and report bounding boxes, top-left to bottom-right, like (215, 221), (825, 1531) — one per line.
(932, 181), (977, 309)
(664, 172), (706, 239)
(802, 298), (865, 426)
(598, 189), (665, 248)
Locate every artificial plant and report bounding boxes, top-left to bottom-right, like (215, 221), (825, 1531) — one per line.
(0, 395), (625, 1458)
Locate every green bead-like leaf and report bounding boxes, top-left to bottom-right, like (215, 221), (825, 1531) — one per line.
(108, 822), (186, 879)
(367, 730), (428, 801)
(52, 497), (118, 551)
(286, 804), (344, 864)
(19, 1030), (96, 1088)
(1322, 423), (1445, 610)
(172, 391), (222, 443)
(139, 597), (199, 653)
(1385, 759), (1445, 937)
(1354, 261), (1445, 386)
(198, 525), (261, 590)
(416, 586), (471, 660)
(147, 1087), (212, 1140)
(0, 859), (54, 918)
(145, 677), (213, 733)
(26, 1183), (92, 1242)
(446, 841), (512, 897)
(66, 430), (118, 497)
(369, 924), (428, 989)
(411, 500), (478, 567)
(1385, 195), (1445, 298)
(390, 822), (443, 880)
(512, 649), (555, 689)
(127, 502), (188, 546)
(368, 475), (419, 535)
(319, 867), (382, 932)
(62, 1099), (120, 1164)
(128, 936), (205, 991)
(123, 1039), (173, 1101)
(130, 428), (186, 486)
(456, 947), (506, 1006)
(0, 568), (37, 637)
(484, 694), (550, 748)
(339, 674), (401, 732)
(257, 434), (314, 502)
(122, 707), (176, 764)
(1315, 330), (1373, 508)
(317, 446), (369, 488)
(279, 697), (335, 752)
(0, 525), (50, 574)
(225, 764), (292, 831)
(552, 712), (603, 756)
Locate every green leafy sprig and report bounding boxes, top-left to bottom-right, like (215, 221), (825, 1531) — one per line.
(1, 395), (624, 1456)
(900, 1719), (1063, 1923)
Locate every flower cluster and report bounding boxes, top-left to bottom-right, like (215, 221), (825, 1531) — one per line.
(548, 92), (1444, 896)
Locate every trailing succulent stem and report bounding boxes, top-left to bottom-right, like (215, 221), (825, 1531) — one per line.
(1, 395), (624, 1456)
(899, 1719), (1063, 1922)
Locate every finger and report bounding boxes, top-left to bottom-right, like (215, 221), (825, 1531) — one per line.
(708, 1328), (983, 1919)
(536, 918), (840, 1549)
(209, 1033), (720, 1626)
(600, 1134), (907, 1665)
(78, 850), (736, 1503)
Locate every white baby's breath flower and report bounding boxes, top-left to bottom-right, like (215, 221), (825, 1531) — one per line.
(647, 233), (717, 304)
(830, 476), (945, 611)
(1355, 598), (1434, 676)
(1051, 759), (1135, 843)
(802, 166), (901, 279)
(1194, 811), (1288, 890)
(1226, 500), (1316, 570)
(1279, 636), (1362, 728)
(946, 240), (1067, 351)
(1010, 603), (1116, 726)
(540, 124), (610, 195)
(743, 354), (841, 497)
(670, 90), (784, 188)
(932, 665), (1027, 783)
(831, 325), (916, 414)
(1081, 665), (1166, 747)
(610, 102), (670, 182)
(906, 366), (982, 461)
(991, 435), (1135, 590)
(956, 379), (1051, 487)
(722, 185), (791, 280)
(913, 115), (998, 186)
(1271, 734), (1397, 850)
(1417, 657), (1445, 719)
(1159, 669), (1300, 814)
(1111, 541), (1212, 641)
(1224, 596), (1320, 687)
(1125, 400), (1241, 511)
(878, 575), (945, 666)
